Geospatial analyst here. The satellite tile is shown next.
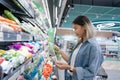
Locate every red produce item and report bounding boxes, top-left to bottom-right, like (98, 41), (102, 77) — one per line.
(0, 57), (5, 64)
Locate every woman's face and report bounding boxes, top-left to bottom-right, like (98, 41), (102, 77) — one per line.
(73, 24), (85, 38)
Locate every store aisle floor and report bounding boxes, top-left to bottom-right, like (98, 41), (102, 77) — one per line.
(102, 61), (120, 80)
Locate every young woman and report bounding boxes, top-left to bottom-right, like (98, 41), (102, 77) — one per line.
(55, 16), (104, 80)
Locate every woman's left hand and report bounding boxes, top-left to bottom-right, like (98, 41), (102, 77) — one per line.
(55, 61), (70, 70)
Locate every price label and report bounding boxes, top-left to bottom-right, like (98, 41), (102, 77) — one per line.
(17, 34), (21, 41)
(30, 36), (33, 41)
(8, 70), (20, 80)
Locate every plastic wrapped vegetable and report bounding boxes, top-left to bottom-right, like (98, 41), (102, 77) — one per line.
(42, 63), (53, 79)
(0, 50), (6, 56)
(19, 46), (32, 59)
(4, 10), (21, 25)
(8, 43), (22, 50)
(0, 57), (5, 64)
(52, 45), (61, 60)
(0, 16), (16, 24)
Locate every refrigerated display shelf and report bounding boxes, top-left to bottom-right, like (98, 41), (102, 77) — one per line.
(0, 0), (35, 18)
(17, 0), (35, 18)
(0, 31), (33, 41)
(2, 50), (42, 80)
(0, 0), (28, 16)
(2, 58), (32, 80)
(33, 35), (41, 41)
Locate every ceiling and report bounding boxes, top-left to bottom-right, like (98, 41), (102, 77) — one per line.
(60, 0), (120, 32)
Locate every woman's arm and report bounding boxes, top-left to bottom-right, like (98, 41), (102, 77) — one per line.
(54, 45), (69, 62)
(60, 50), (69, 62)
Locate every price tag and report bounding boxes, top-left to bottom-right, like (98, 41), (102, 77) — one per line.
(30, 36), (33, 41)
(8, 70), (20, 80)
(4, 32), (17, 40)
(20, 65), (25, 73)
(17, 34), (21, 41)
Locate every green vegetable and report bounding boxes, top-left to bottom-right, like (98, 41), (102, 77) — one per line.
(2, 54), (12, 61)
(12, 0), (25, 12)
(4, 10), (21, 25)
(53, 45), (61, 60)
(12, 52), (18, 57)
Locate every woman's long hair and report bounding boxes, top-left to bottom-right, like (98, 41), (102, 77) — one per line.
(72, 16), (96, 40)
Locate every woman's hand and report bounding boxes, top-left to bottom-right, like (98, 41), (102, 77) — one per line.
(53, 45), (69, 62)
(55, 61), (70, 70)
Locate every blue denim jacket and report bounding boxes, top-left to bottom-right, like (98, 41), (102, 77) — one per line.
(65, 37), (104, 80)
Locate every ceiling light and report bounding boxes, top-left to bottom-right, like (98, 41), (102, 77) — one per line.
(68, 4), (74, 9)
(112, 16), (115, 20)
(96, 15), (99, 18)
(67, 15), (69, 17)
(64, 20), (67, 23)
(68, 5), (71, 8)
(106, 22), (115, 27)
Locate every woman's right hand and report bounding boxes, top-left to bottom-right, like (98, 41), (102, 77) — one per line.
(54, 45), (60, 50)
(55, 61), (70, 70)
(53, 45), (69, 62)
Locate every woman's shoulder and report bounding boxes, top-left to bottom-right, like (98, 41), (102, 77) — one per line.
(87, 37), (96, 43)
(86, 37), (99, 47)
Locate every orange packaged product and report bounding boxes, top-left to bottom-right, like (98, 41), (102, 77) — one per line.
(0, 16), (16, 24)
(9, 24), (22, 31)
(42, 63), (53, 79)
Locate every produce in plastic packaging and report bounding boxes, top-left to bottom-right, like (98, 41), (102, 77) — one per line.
(52, 45), (61, 60)
(0, 57), (5, 64)
(1, 61), (13, 74)
(0, 22), (14, 32)
(4, 10), (21, 25)
(12, 0), (25, 12)
(0, 50), (6, 56)
(8, 43), (22, 50)
(0, 16), (16, 24)
(42, 63), (53, 79)
(19, 46), (32, 59)
(9, 24), (22, 31)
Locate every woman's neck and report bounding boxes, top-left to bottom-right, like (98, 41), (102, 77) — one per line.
(82, 36), (87, 42)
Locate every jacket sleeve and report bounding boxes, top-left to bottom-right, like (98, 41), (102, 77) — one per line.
(75, 44), (103, 80)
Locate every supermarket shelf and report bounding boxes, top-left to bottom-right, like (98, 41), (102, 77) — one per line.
(33, 35), (41, 41)
(0, 0), (28, 16)
(0, 31), (33, 41)
(33, 35), (46, 41)
(20, 32), (33, 41)
(2, 58), (32, 80)
(0, 0), (35, 18)
(17, 0), (35, 18)
(2, 50), (42, 80)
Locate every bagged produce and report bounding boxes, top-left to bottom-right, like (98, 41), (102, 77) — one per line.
(52, 45), (61, 60)
(4, 10), (21, 25)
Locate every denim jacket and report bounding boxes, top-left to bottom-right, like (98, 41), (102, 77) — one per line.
(65, 37), (104, 80)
